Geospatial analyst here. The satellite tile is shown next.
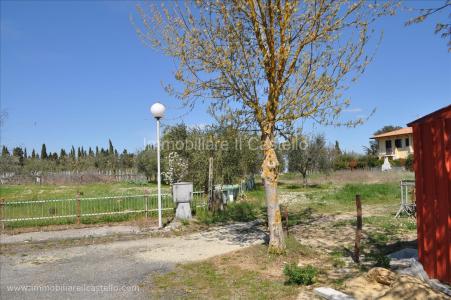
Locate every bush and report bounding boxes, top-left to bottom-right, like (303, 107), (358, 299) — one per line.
(373, 254), (391, 268)
(196, 201), (259, 224)
(227, 202), (258, 222)
(283, 263), (317, 285)
(405, 154), (414, 171)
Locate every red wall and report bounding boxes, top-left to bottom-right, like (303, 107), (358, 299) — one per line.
(409, 105), (451, 284)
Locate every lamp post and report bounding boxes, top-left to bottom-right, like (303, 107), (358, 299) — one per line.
(150, 102), (166, 228)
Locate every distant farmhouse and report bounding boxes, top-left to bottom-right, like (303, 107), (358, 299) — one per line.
(371, 127), (413, 160)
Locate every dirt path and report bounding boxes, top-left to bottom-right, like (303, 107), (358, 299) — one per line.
(0, 222), (266, 299)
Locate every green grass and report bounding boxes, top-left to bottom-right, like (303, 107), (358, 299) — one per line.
(322, 183), (399, 205)
(152, 262), (299, 299)
(0, 182), (208, 229)
(0, 182), (166, 201)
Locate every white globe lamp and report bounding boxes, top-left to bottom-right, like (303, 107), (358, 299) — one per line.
(150, 102), (166, 119)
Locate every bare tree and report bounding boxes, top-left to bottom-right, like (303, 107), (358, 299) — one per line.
(134, 0), (392, 253)
(405, 0), (450, 51)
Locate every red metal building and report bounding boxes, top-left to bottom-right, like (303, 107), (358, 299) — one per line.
(407, 104), (451, 284)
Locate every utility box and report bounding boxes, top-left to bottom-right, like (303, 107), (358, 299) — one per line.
(172, 182), (193, 220)
(172, 182), (193, 203)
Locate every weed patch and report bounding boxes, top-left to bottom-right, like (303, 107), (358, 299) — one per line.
(283, 264), (317, 285)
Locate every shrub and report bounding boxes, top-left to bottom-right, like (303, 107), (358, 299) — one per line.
(374, 254), (391, 268)
(405, 154), (414, 171)
(196, 201), (259, 224)
(227, 202), (257, 222)
(283, 264), (317, 285)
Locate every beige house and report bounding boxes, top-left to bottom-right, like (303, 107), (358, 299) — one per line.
(372, 127), (413, 160)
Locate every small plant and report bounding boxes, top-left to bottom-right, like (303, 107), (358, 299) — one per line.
(283, 263), (317, 285)
(330, 251), (346, 268)
(373, 254), (391, 268)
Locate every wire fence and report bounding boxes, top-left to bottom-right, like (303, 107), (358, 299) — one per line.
(0, 191), (207, 229)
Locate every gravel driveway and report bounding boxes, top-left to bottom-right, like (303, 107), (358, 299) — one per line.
(0, 222), (266, 299)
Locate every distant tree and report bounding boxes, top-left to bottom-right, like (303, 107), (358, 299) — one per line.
(41, 144), (48, 160)
(13, 147), (25, 166)
(120, 149), (134, 169)
(108, 139), (114, 155)
(334, 141), (342, 155)
(374, 125), (402, 136)
(136, 146), (158, 181)
(69, 146), (76, 160)
(24, 148), (28, 159)
(60, 149), (67, 158)
(31, 149), (36, 159)
(363, 140), (378, 156)
(288, 134), (328, 186)
(1, 146), (9, 157)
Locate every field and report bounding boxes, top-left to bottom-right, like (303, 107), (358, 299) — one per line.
(0, 181), (162, 201)
(148, 170), (420, 299)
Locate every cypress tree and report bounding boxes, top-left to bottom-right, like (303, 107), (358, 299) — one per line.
(1, 146), (9, 157)
(108, 139), (114, 155)
(70, 146), (76, 160)
(31, 149), (36, 159)
(334, 141), (342, 155)
(41, 144), (48, 159)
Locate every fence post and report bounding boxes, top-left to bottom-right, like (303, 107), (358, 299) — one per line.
(0, 198), (5, 232)
(208, 157), (213, 210)
(76, 192), (81, 225)
(354, 194), (362, 263)
(144, 189), (148, 219)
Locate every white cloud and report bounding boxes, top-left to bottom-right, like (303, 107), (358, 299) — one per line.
(343, 108), (363, 113)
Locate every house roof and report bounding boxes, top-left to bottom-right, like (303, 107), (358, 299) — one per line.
(372, 127), (413, 139)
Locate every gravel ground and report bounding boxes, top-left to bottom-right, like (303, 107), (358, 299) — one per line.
(0, 221), (266, 300)
(0, 225), (145, 244)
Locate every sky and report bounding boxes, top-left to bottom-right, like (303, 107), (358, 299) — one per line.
(1, 1), (450, 154)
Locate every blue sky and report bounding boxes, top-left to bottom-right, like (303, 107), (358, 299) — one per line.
(1, 1), (450, 154)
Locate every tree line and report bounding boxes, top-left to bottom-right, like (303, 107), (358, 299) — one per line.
(0, 139), (134, 174)
(1, 125), (399, 187)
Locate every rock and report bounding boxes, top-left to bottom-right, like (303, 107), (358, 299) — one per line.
(366, 267), (396, 286)
(379, 275), (449, 300)
(314, 287), (355, 300)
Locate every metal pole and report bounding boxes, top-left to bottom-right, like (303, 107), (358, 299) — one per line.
(157, 118), (162, 228)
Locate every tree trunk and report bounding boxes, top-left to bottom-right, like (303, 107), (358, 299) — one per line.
(261, 133), (285, 254)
